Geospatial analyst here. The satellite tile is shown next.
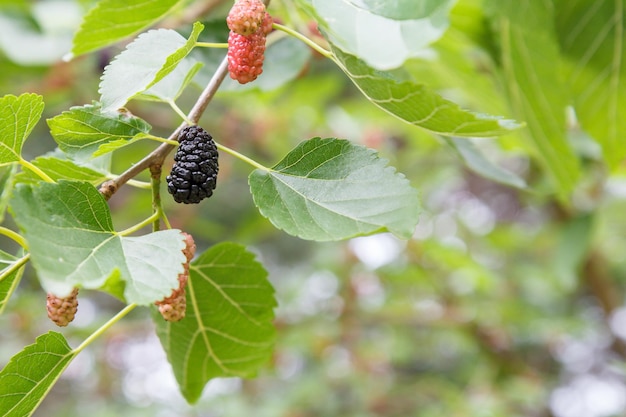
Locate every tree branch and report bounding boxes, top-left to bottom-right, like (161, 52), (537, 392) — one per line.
(99, 56), (230, 200)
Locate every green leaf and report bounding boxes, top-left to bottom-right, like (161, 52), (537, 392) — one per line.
(47, 103), (151, 161)
(0, 250), (26, 314)
(445, 137), (527, 189)
(14, 155), (108, 185)
(486, 0), (579, 195)
(10, 180), (186, 304)
(0, 332), (76, 417)
(99, 23), (204, 113)
(154, 242), (276, 404)
(555, 0), (626, 169)
(71, 0), (183, 56)
(302, 0), (456, 70)
(0, 93), (44, 164)
(332, 47), (522, 137)
(249, 137), (420, 241)
(136, 59), (203, 102)
(92, 133), (150, 157)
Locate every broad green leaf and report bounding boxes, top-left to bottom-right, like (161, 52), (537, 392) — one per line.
(14, 155), (108, 185)
(332, 47), (522, 137)
(0, 332), (76, 417)
(555, 0), (626, 168)
(445, 137), (527, 189)
(71, 0), (183, 56)
(249, 137), (420, 241)
(486, 0), (579, 195)
(0, 250), (26, 314)
(47, 103), (151, 161)
(154, 242), (276, 404)
(99, 23), (204, 113)
(10, 180), (186, 304)
(301, 0), (456, 70)
(0, 93), (44, 164)
(136, 59), (203, 102)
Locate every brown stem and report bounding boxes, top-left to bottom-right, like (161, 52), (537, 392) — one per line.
(99, 56), (230, 200)
(582, 249), (626, 358)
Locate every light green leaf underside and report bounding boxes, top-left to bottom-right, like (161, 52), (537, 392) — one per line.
(488, 0), (579, 195)
(332, 47), (522, 137)
(99, 23), (203, 112)
(446, 137), (527, 189)
(15, 155), (108, 185)
(92, 133), (150, 157)
(71, 0), (184, 56)
(136, 59), (203, 102)
(0, 93), (44, 164)
(47, 103), (151, 161)
(305, 0), (456, 70)
(146, 22), (204, 92)
(154, 242), (276, 404)
(556, 0), (626, 168)
(10, 180), (185, 304)
(0, 250), (26, 315)
(0, 332), (76, 417)
(249, 137), (420, 241)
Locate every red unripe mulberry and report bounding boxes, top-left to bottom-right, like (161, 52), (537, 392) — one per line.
(228, 30), (266, 84)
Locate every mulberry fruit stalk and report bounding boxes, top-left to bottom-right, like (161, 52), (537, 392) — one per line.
(167, 126), (218, 204)
(47, 287), (79, 327)
(227, 0), (266, 36)
(155, 232), (196, 322)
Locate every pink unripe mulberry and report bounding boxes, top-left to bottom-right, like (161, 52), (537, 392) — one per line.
(227, 0), (266, 36)
(228, 30), (266, 84)
(47, 287), (79, 327)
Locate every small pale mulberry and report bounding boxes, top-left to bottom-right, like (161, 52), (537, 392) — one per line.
(47, 288), (79, 327)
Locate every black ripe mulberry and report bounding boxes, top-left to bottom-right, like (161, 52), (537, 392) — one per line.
(167, 126), (218, 204)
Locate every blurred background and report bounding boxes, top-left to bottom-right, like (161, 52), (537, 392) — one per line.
(2, 1), (626, 416)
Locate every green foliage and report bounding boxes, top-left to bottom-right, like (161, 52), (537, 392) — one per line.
(249, 137), (420, 240)
(0, 94), (44, 164)
(11, 180), (187, 304)
(555, 0), (626, 168)
(0, 250), (25, 314)
(1, 0), (626, 416)
(0, 332), (76, 417)
(154, 243), (276, 404)
(332, 47), (522, 137)
(445, 136), (527, 189)
(301, 0), (456, 70)
(71, 0), (184, 56)
(47, 103), (152, 161)
(99, 23), (204, 112)
(486, 0), (579, 195)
